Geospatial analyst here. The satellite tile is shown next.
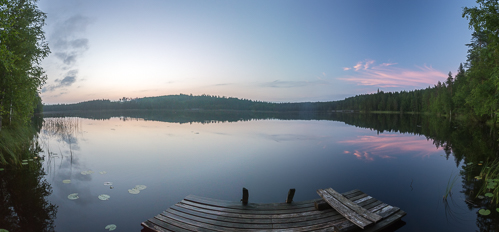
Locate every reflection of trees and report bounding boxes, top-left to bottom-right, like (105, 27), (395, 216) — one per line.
(40, 117), (82, 174)
(0, 118), (57, 232)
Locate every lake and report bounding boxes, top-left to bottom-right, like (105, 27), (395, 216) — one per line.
(1, 111), (497, 232)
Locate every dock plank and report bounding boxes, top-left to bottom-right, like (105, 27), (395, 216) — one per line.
(142, 189), (406, 232)
(324, 188), (382, 223)
(317, 189), (372, 229)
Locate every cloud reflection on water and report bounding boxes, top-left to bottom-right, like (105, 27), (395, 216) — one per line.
(339, 134), (442, 161)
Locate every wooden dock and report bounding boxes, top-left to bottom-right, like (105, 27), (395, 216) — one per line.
(141, 188), (406, 232)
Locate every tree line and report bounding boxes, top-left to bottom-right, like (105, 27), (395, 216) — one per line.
(43, 94), (338, 112)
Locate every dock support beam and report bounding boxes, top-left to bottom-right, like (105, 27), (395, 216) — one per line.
(286, 188), (296, 203)
(241, 188), (249, 205)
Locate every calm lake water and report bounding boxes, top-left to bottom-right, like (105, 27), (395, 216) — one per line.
(1, 111), (498, 232)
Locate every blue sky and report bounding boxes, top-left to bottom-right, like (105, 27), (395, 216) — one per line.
(38, 0), (475, 104)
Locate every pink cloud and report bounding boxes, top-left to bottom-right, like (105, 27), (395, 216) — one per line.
(340, 134), (442, 161)
(343, 67), (351, 71)
(364, 60), (375, 70)
(380, 63), (397, 67)
(338, 60), (447, 88)
(353, 62), (363, 71)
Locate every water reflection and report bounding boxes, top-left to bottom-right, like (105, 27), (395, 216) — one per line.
(0, 116), (58, 232)
(340, 134), (443, 161)
(35, 111), (499, 232)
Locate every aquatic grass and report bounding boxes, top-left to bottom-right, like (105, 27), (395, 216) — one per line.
(0, 121), (38, 165)
(443, 173), (459, 201)
(475, 159), (499, 204)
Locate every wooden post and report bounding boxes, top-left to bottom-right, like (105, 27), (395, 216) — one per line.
(241, 188), (248, 205)
(286, 188), (295, 203)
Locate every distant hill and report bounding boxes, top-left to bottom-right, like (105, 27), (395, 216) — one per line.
(43, 94), (335, 112)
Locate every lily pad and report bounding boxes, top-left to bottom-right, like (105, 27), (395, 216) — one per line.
(128, 188), (140, 194)
(479, 209), (491, 216)
(475, 176), (482, 180)
(28, 159), (33, 161)
(485, 193), (494, 197)
(81, 171), (88, 175)
(497, 208), (499, 213)
(0, 168), (4, 171)
(467, 162), (473, 165)
(62, 179), (71, 184)
(22, 160), (27, 162)
(479, 161), (484, 163)
(477, 195), (485, 199)
(104, 182), (113, 186)
(98, 194), (110, 200)
(22, 162), (28, 165)
(68, 193), (79, 200)
(99, 171), (107, 174)
(86, 170), (94, 174)
(105, 224), (117, 231)
(135, 185), (147, 190)
(0, 229), (9, 232)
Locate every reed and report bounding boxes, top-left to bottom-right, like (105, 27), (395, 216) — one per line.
(443, 173), (459, 201)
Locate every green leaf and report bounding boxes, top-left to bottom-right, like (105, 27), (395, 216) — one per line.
(67, 193), (79, 200)
(0, 229), (10, 232)
(98, 194), (110, 201)
(479, 209), (491, 216)
(0, 168), (4, 171)
(62, 180), (71, 184)
(105, 224), (117, 231)
(485, 193), (494, 197)
(128, 188), (140, 194)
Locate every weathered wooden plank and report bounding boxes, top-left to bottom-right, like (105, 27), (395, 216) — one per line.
(324, 188), (382, 223)
(271, 201), (390, 232)
(154, 213), (222, 232)
(270, 195), (379, 224)
(180, 200), (318, 215)
(145, 217), (191, 232)
(271, 198), (384, 229)
(156, 212), (237, 232)
(164, 208), (274, 229)
(334, 206), (402, 232)
(185, 196), (317, 211)
(317, 189), (372, 229)
(170, 204), (273, 224)
(141, 220), (173, 232)
(362, 210), (406, 232)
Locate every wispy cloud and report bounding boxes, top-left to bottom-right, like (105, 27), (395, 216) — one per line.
(339, 60), (447, 88)
(259, 80), (329, 88)
(43, 15), (92, 92)
(42, 70), (78, 93)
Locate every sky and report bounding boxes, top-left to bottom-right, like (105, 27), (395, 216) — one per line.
(37, 0), (476, 104)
